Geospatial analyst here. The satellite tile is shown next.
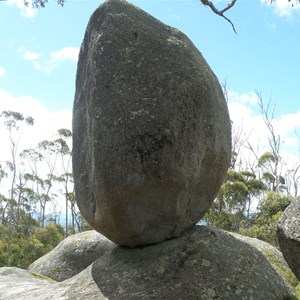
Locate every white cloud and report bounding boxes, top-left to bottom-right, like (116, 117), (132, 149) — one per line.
(228, 98), (268, 151)
(0, 88), (72, 162)
(20, 47), (79, 73)
(277, 111), (300, 134)
(33, 61), (42, 71)
(227, 90), (259, 105)
(0, 67), (6, 78)
(23, 50), (40, 61)
(45, 47), (79, 73)
(20, 48), (42, 70)
(228, 90), (300, 171)
(49, 47), (79, 63)
(167, 8), (181, 22)
(7, 0), (37, 18)
(261, 0), (300, 17)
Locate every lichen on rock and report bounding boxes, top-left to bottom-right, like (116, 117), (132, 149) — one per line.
(277, 196), (300, 281)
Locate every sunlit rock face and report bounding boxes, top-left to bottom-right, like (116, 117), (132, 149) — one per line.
(72, 0), (231, 247)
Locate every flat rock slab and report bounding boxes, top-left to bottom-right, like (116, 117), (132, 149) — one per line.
(0, 226), (295, 299)
(277, 196), (300, 280)
(73, 0), (231, 247)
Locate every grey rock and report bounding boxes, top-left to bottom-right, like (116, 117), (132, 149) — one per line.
(229, 231), (299, 290)
(28, 230), (114, 281)
(277, 196), (300, 280)
(0, 226), (295, 299)
(0, 266), (107, 300)
(0, 267), (50, 298)
(73, 0), (231, 247)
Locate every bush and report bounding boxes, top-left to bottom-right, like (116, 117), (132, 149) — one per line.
(0, 223), (65, 268)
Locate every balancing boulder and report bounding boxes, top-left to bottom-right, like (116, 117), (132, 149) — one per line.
(73, 0), (231, 247)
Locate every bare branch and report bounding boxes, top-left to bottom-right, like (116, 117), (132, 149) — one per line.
(200, 0), (238, 34)
(222, 79), (229, 103)
(295, 128), (300, 140)
(220, 0), (237, 14)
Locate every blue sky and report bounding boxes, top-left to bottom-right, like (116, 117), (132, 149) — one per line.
(1, 0), (300, 112)
(0, 0), (300, 164)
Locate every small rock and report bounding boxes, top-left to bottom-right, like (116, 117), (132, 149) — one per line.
(28, 230), (114, 281)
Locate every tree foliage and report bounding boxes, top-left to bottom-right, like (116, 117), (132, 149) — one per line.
(26, 0), (65, 8)
(0, 223), (64, 268)
(204, 92), (300, 249)
(241, 192), (292, 247)
(0, 110), (85, 268)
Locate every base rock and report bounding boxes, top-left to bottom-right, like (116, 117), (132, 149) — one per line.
(277, 196), (300, 280)
(0, 226), (296, 299)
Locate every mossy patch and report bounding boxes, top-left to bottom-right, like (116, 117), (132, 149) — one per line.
(30, 272), (57, 284)
(262, 249), (299, 298)
(295, 284), (300, 299)
(49, 267), (60, 279)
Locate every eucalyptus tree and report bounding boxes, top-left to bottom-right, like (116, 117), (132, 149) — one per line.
(204, 168), (265, 232)
(20, 128), (80, 234)
(284, 130), (300, 198)
(0, 111), (34, 224)
(285, 164), (300, 198)
(52, 129), (75, 236)
(245, 191), (293, 247)
(35, 140), (61, 227)
(0, 110), (34, 252)
(0, 162), (7, 225)
(20, 147), (52, 227)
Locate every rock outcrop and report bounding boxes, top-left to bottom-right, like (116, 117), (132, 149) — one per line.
(73, 0), (231, 247)
(28, 230), (115, 282)
(277, 196), (300, 280)
(0, 226), (296, 299)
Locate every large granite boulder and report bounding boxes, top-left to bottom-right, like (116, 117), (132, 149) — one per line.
(73, 0), (231, 247)
(28, 230), (114, 282)
(277, 196), (300, 280)
(0, 226), (296, 299)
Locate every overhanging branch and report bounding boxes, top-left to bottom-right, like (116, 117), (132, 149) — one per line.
(200, 0), (238, 34)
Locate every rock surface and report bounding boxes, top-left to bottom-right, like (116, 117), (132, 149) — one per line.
(229, 231), (299, 290)
(0, 226), (295, 299)
(0, 266), (106, 300)
(277, 196), (300, 280)
(73, 0), (231, 247)
(28, 230), (115, 282)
